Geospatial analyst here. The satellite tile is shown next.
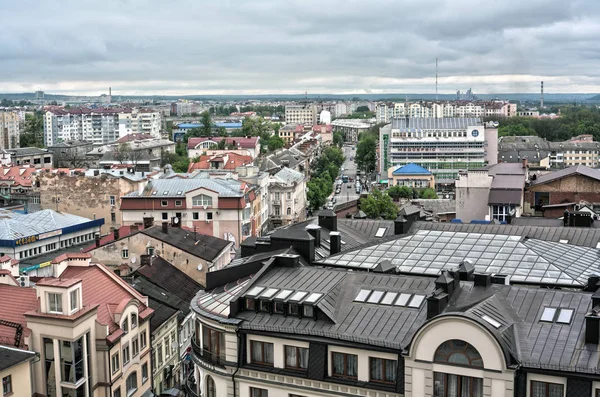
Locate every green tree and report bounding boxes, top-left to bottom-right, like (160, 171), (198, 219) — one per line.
(355, 135), (377, 174)
(216, 127), (228, 137)
(420, 188), (438, 199)
(356, 105), (370, 112)
(387, 185), (413, 201)
(307, 178), (328, 211)
(333, 131), (344, 147)
(20, 112), (44, 148)
(359, 190), (399, 220)
(267, 135), (284, 151)
(113, 143), (131, 163)
(172, 157), (190, 173)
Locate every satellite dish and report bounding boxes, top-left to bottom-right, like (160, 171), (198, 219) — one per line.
(197, 264), (203, 271)
(173, 217), (180, 224)
(131, 256), (137, 264)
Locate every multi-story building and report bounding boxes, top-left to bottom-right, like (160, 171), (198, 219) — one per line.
(278, 124), (302, 146)
(376, 101), (517, 123)
(87, 135), (176, 172)
(44, 108), (163, 146)
(0, 110), (20, 149)
(6, 147), (53, 168)
(187, 137), (261, 159)
(268, 167), (306, 228)
(120, 178), (253, 247)
(285, 104), (318, 125)
(0, 165), (41, 210)
(0, 346), (38, 397)
(380, 118), (498, 187)
(0, 253), (153, 397)
(331, 119), (371, 143)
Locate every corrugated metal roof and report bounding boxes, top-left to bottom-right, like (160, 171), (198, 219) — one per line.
(391, 117), (482, 130)
(123, 178), (245, 198)
(0, 209), (94, 240)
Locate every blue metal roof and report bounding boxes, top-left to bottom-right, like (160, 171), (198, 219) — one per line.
(392, 163), (432, 176)
(177, 122), (243, 129)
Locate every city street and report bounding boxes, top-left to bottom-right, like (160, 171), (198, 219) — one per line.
(333, 145), (364, 204)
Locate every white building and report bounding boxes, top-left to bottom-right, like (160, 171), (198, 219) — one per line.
(380, 118), (498, 186)
(268, 167), (306, 227)
(331, 119), (371, 143)
(44, 108), (162, 146)
(285, 104), (318, 125)
(0, 110), (21, 149)
(376, 101), (516, 123)
(318, 110), (331, 125)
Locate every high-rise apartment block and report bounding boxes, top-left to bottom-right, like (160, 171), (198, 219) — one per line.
(285, 103), (318, 125)
(376, 101), (517, 123)
(0, 110), (21, 149)
(44, 108), (162, 146)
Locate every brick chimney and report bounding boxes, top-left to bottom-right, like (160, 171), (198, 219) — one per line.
(329, 231), (341, 255)
(162, 222), (169, 234)
(522, 157), (528, 169)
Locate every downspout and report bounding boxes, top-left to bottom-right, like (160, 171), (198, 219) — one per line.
(232, 328), (242, 397)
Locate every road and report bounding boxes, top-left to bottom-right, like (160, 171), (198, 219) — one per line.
(332, 145), (365, 205)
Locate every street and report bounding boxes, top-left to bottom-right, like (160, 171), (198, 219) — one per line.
(333, 145), (364, 204)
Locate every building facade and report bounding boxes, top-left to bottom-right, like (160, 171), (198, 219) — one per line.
(6, 147), (54, 169)
(331, 119), (371, 143)
(0, 346), (38, 397)
(0, 110), (20, 149)
(187, 137), (261, 160)
(376, 101), (517, 123)
(268, 167), (307, 228)
(285, 104), (318, 125)
(387, 163), (435, 189)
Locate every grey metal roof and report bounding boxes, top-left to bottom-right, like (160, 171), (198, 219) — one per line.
(488, 189), (523, 205)
(0, 346), (37, 371)
(140, 226), (232, 262)
(273, 167), (304, 184)
(531, 165), (600, 186)
(123, 178), (245, 198)
(0, 209), (94, 240)
(7, 147), (49, 156)
(391, 117), (482, 130)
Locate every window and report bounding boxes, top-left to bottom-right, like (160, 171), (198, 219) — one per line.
(111, 213), (117, 223)
(122, 249), (129, 259)
(434, 373), (483, 397)
(126, 372), (138, 397)
(161, 200), (168, 207)
(171, 331), (177, 354)
(250, 387), (268, 397)
(123, 344), (130, 365)
(285, 346), (309, 370)
(48, 292), (63, 313)
(132, 338), (139, 357)
(530, 381), (564, 397)
(140, 331), (147, 349)
(274, 192), (280, 201)
(303, 305), (313, 317)
(370, 357), (397, 383)
(142, 363), (148, 383)
(250, 341), (274, 366)
(60, 337), (85, 383)
(289, 304), (299, 316)
(147, 246), (154, 256)
(287, 207), (291, 215)
(162, 212), (168, 220)
(203, 326), (225, 361)
(3, 375), (12, 395)
(70, 289), (79, 312)
(193, 212), (199, 220)
(259, 300), (270, 312)
(491, 204), (514, 223)
(175, 200), (182, 206)
(434, 340), (483, 368)
(111, 353), (120, 374)
(122, 318), (128, 332)
(131, 313), (138, 329)
(207, 212), (213, 220)
(157, 343), (163, 365)
(110, 195), (116, 206)
(245, 298), (256, 311)
(113, 387), (121, 397)
(192, 194), (213, 206)
(206, 376), (216, 397)
(274, 302), (284, 314)
(331, 352), (358, 379)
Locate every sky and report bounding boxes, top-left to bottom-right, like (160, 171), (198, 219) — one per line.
(1, 0), (600, 96)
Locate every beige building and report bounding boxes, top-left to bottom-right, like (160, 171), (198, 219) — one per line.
(0, 346), (38, 397)
(268, 167), (306, 228)
(0, 253), (153, 397)
(285, 104), (317, 125)
(0, 110), (20, 149)
(387, 163), (435, 189)
(36, 169), (148, 234)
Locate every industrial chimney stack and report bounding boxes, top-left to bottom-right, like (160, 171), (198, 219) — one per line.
(540, 81), (544, 109)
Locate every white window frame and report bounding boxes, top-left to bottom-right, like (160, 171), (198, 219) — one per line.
(48, 292), (63, 314)
(69, 289), (79, 313)
(122, 249), (129, 259)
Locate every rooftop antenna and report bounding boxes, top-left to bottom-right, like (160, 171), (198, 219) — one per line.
(435, 57), (439, 101)
(540, 81), (544, 109)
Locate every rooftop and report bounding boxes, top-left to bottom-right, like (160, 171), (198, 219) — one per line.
(0, 209), (102, 241)
(392, 163), (432, 176)
(0, 345), (37, 371)
(123, 178), (246, 198)
(531, 165), (600, 186)
(187, 136), (258, 149)
(391, 117), (482, 130)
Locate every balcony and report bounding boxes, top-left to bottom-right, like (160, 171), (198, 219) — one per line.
(191, 335), (226, 367)
(185, 372), (198, 397)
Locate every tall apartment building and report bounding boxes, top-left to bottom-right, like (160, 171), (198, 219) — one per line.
(0, 110), (20, 149)
(44, 108), (162, 146)
(376, 101), (517, 123)
(380, 118), (498, 186)
(285, 103), (318, 125)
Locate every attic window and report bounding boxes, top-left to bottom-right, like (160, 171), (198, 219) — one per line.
(274, 289), (293, 300)
(354, 289), (371, 302)
(559, 239), (568, 244)
(152, 191), (157, 195)
(407, 295), (425, 308)
(246, 286), (265, 297)
(177, 191), (183, 195)
(163, 191), (169, 195)
(481, 315), (502, 329)
(380, 292), (398, 305)
(304, 292), (323, 303)
(367, 290), (385, 304)
(394, 293), (412, 306)
(540, 307), (557, 322)
(375, 228), (387, 238)
(557, 308), (574, 324)
(289, 291), (308, 302)
(260, 288), (279, 299)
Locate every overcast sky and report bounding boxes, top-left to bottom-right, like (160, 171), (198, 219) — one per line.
(1, 0), (599, 96)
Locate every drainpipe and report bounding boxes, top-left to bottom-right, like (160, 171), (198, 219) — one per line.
(232, 329), (242, 397)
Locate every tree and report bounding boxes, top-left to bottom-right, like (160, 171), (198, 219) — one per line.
(217, 139), (227, 150)
(307, 178), (328, 211)
(216, 127), (228, 137)
(20, 112), (44, 148)
(420, 188), (438, 199)
(356, 105), (370, 112)
(113, 143), (131, 164)
(333, 131), (344, 147)
(355, 135), (377, 174)
(267, 135), (284, 152)
(359, 189), (399, 220)
(387, 185), (413, 201)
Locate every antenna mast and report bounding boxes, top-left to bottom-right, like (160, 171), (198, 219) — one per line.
(435, 58), (438, 101)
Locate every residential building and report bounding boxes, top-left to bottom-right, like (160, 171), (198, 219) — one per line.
(187, 137), (261, 159)
(47, 140), (95, 167)
(331, 119), (371, 143)
(259, 148), (308, 176)
(0, 253), (153, 397)
(0, 209), (103, 263)
(312, 124), (333, 145)
(285, 103), (318, 125)
(35, 168), (148, 233)
(268, 167), (306, 227)
(6, 147), (53, 169)
(381, 118), (498, 189)
(173, 123), (243, 142)
(0, 346), (38, 397)
(84, 223), (232, 285)
(44, 107), (163, 146)
(524, 165), (600, 217)
(278, 124), (303, 145)
(236, 166), (270, 237)
(387, 163), (435, 189)
(120, 178), (253, 247)
(499, 134), (600, 169)
(0, 110), (20, 149)
(0, 165), (41, 210)
(187, 152), (253, 172)
(455, 162), (528, 223)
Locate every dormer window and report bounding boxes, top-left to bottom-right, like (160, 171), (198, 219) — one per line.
(131, 313), (138, 329)
(48, 292), (63, 314)
(245, 298), (256, 311)
(302, 305), (314, 318)
(69, 289), (79, 313)
(122, 318), (129, 333)
(259, 301), (270, 313)
(289, 304), (299, 316)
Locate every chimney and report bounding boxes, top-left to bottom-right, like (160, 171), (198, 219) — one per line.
(129, 224), (139, 233)
(491, 274), (510, 285)
(522, 157), (528, 169)
(563, 210), (569, 227)
(435, 271), (459, 297)
(275, 254), (300, 267)
(457, 260), (475, 281)
(305, 225), (321, 247)
(162, 222), (168, 234)
(427, 293), (449, 320)
(585, 313), (600, 344)
(95, 234), (101, 248)
(394, 215), (409, 235)
(113, 228), (120, 241)
(140, 255), (151, 266)
(329, 231), (341, 255)
(473, 273), (491, 288)
(143, 217), (154, 228)
(593, 290), (600, 307)
(318, 209), (337, 231)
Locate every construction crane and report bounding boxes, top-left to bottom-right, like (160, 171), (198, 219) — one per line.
(0, 319), (24, 347)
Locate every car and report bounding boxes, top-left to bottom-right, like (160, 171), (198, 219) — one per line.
(341, 167), (345, 172)
(335, 190), (341, 195)
(331, 197), (336, 204)
(347, 184), (352, 188)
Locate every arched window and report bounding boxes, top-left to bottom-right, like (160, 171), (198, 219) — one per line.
(287, 207), (291, 215)
(206, 375), (216, 397)
(192, 194), (212, 207)
(433, 339), (483, 368)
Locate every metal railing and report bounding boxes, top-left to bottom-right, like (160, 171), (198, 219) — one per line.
(185, 372), (198, 397)
(191, 336), (226, 367)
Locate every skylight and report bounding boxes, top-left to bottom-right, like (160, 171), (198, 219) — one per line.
(380, 292), (398, 305)
(289, 291), (308, 302)
(260, 288), (279, 298)
(177, 191), (183, 195)
(481, 315), (502, 329)
(354, 289), (372, 302)
(407, 295), (426, 308)
(304, 292), (323, 303)
(163, 191), (169, 195)
(559, 239), (568, 244)
(274, 289), (293, 300)
(367, 290), (385, 304)
(556, 309), (574, 324)
(375, 227), (387, 238)
(394, 293), (412, 306)
(246, 286), (265, 297)
(540, 307), (557, 322)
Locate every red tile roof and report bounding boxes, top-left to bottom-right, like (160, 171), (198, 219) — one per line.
(187, 152), (253, 172)
(51, 252), (91, 264)
(187, 136), (259, 150)
(0, 166), (38, 188)
(313, 124), (333, 133)
(0, 285), (37, 347)
(36, 278), (81, 288)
